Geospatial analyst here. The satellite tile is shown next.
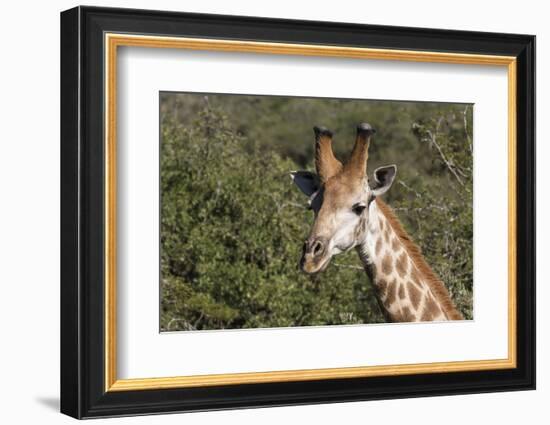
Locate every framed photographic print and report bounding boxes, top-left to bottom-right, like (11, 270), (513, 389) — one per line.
(60, 6), (535, 419)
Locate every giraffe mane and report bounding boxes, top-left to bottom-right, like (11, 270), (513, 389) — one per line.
(375, 198), (464, 320)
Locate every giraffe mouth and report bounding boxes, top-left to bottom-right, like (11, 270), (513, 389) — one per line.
(300, 254), (332, 275)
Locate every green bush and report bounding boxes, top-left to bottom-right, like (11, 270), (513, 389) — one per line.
(160, 95), (473, 331)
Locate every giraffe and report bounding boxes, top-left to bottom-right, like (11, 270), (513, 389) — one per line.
(291, 124), (463, 322)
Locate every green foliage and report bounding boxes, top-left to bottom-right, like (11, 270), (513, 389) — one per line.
(160, 94), (473, 331)
(396, 108), (474, 319)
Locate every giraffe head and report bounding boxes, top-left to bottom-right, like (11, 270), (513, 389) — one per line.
(291, 124), (396, 274)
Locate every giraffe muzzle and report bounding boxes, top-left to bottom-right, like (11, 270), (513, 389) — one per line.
(300, 237), (330, 274)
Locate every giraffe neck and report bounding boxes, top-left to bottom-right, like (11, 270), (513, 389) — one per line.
(356, 198), (463, 322)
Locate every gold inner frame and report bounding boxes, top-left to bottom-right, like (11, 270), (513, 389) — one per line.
(104, 33), (517, 392)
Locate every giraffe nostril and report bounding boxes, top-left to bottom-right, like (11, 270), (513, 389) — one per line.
(312, 240), (324, 256)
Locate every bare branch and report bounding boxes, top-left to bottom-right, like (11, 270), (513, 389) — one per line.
(268, 192), (306, 213)
(333, 262), (365, 271)
(166, 318), (196, 331)
(426, 129), (464, 186)
(398, 180), (422, 198)
(393, 205), (449, 213)
(463, 105), (473, 155)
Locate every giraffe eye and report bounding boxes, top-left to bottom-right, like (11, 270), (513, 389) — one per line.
(352, 203), (367, 215)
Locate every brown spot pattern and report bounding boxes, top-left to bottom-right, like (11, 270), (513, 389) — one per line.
(400, 306), (415, 322)
(379, 216), (385, 231)
(391, 237), (400, 251)
(410, 267), (421, 286)
(375, 238), (383, 256)
(395, 251), (409, 278)
(381, 253), (393, 275)
(421, 308), (432, 321)
(374, 199), (464, 320)
(384, 227), (390, 243)
(407, 281), (421, 310)
(421, 296), (440, 322)
(398, 283), (406, 300)
(384, 280), (397, 307)
(376, 278), (388, 298)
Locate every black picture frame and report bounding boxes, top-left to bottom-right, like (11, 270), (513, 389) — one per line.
(60, 5), (535, 419)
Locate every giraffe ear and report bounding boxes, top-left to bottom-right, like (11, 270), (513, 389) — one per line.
(371, 165), (396, 197)
(290, 171), (320, 197)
